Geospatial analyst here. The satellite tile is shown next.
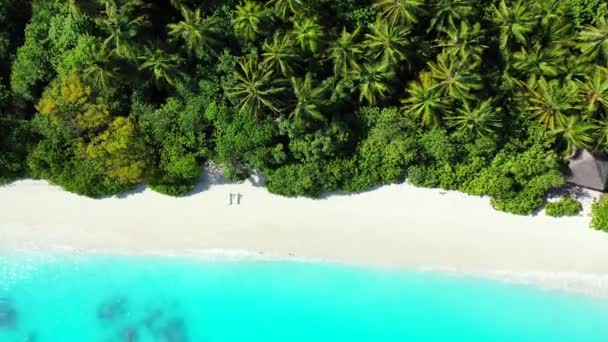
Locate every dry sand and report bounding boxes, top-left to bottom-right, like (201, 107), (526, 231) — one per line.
(2, 173), (608, 295)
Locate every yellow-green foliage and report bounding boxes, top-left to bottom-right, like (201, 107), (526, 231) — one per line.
(30, 71), (150, 193)
(35, 72), (107, 131)
(59, 72), (90, 106)
(76, 100), (111, 131)
(83, 117), (150, 184)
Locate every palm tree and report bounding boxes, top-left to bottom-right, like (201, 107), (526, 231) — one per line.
(83, 44), (119, 91)
(373, 0), (424, 27)
(595, 119), (608, 150)
(526, 77), (577, 130)
(228, 55), (286, 119)
(436, 21), (486, 61)
(266, 0), (307, 21)
(499, 69), (525, 92)
(448, 99), (502, 138)
(401, 72), (449, 127)
(538, 0), (567, 23)
(512, 43), (567, 78)
(66, 0), (98, 19)
(552, 116), (596, 155)
(293, 17), (324, 53)
(232, 1), (267, 41)
(578, 16), (608, 63)
(328, 27), (363, 78)
(290, 73), (327, 125)
(538, 0), (572, 45)
(576, 68), (608, 118)
(96, 0), (149, 59)
(168, 0), (185, 9)
(261, 32), (300, 77)
(168, 7), (222, 58)
(364, 20), (410, 67)
(355, 63), (395, 106)
(428, 0), (473, 33)
(138, 48), (185, 87)
(491, 0), (538, 54)
(563, 55), (596, 81)
(428, 52), (482, 100)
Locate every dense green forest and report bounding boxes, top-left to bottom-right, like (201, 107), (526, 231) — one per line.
(1, 0), (608, 222)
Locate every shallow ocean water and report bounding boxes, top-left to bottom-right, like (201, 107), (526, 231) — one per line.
(1, 254), (608, 342)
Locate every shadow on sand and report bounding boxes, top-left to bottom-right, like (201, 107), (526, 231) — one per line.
(528, 184), (596, 216)
(545, 183), (593, 201)
(102, 164), (270, 199)
(317, 184), (385, 200)
(112, 184), (148, 199)
(184, 169), (238, 196)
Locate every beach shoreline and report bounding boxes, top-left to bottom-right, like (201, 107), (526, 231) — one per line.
(3, 247), (608, 298)
(2, 174), (608, 296)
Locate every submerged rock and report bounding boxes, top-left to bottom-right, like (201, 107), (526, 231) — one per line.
(97, 297), (127, 321)
(122, 326), (138, 342)
(0, 298), (17, 329)
(158, 317), (188, 342)
(143, 308), (163, 331)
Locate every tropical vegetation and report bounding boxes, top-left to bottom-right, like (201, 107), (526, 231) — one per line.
(591, 197), (608, 231)
(1, 0), (608, 227)
(545, 197), (583, 217)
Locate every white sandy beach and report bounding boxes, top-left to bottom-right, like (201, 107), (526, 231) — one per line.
(2, 172), (608, 296)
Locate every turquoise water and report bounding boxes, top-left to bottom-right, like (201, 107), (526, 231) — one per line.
(1, 255), (608, 341)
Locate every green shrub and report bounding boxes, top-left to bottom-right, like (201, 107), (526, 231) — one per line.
(491, 172), (565, 215)
(407, 165), (440, 188)
(149, 180), (198, 197)
(266, 163), (323, 197)
(418, 128), (459, 164)
(148, 151), (201, 196)
(286, 123), (351, 164)
(10, 2), (55, 101)
(591, 197), (608, 232)
(27, 135), (134, 197)
(213, 104), (284, 176)
(136, 96), (210, 196)
(350, 107), (418, 188)
(567, 0), (607, 25)
(545, 197), (583, 217)
(461, 167), (513, 198)
(0, 117), (32, 183)
(354, 131), (415, 186)
(491, 190), (546, 216)
(325, 158), (356, 191)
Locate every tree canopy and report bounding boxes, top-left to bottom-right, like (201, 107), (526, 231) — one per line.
(1, 0), (607, 221)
